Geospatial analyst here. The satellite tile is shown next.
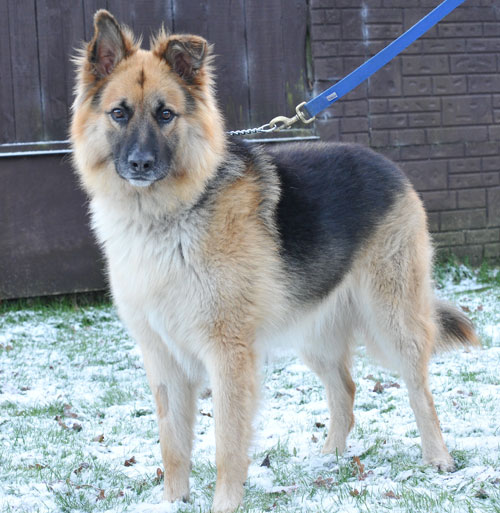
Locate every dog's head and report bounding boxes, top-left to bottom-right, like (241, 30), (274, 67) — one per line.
(71, 10), (225, 203)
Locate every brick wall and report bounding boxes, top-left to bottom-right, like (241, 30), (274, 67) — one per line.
(310, 0), (500, 264)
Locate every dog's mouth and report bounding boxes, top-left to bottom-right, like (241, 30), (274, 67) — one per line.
(127, 178), (154, 187)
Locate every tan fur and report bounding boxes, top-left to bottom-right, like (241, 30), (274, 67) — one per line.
(72, 16), (225, 211)
(200, 176), (286, 509)
(71, 11), (479, 513)
(344, 188), (454, 468)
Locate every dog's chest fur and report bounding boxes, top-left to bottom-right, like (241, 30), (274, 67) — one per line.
(91, 196), (217, 351)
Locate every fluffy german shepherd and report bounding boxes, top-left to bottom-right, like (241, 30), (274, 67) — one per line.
(71, 10), (479, 512)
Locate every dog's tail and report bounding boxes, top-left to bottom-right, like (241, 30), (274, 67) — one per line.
(434, 300), (480, 353)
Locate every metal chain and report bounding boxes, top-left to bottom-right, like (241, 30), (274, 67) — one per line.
(227, 123), (280, 137)
(226, 102), (315, 137)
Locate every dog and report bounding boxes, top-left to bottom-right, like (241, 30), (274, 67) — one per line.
(71, 10), (479, 513)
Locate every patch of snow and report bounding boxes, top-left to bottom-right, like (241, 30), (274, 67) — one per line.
(1, 275), (499, 512)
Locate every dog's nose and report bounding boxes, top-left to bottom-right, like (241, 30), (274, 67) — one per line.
(128, 149), (155, 172)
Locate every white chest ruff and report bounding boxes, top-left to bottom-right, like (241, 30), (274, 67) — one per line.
(94, 203), (215, 359)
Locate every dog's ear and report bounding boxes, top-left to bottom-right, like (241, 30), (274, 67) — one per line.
(154, 33), (208, 84)
(88, 10), (131, 78)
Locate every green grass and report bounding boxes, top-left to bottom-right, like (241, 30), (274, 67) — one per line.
(1, 262), (499, 512)
(434, 254), (500, 289)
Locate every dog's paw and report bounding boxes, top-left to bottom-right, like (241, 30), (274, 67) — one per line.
(434, 459), (456, 472)
(163, 493), (190, 504)
(425, 455), (456, 473)
(321, 436), (346, 456)
(211, 504), (240, 513)
(163, 482), (190, 503)
(211, 484), (243, 513)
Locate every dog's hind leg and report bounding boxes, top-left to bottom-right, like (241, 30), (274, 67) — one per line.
(365, 280), (455, 470)
(302, 350), (355, 456)
(366, 305), (455, 471)
(400, 352), (455, 471)
(358, 199), (455, 471)
(363, 293), (455, 470)
(300, 295), (357, 456)
(132, 323), (200, 502)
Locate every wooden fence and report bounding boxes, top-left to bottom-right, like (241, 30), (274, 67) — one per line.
(0, 0), (312, 299)
(0, 0), (310, 146)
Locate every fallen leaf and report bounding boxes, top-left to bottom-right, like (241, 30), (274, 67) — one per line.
(96, 489), (105, 501)
(268, 484), (298, 495)
(352, 456), (367, 480)
(460, 305), (470, 313)
(353, 456), (365, 474)
(72, 422), (83, 432)
(373, 381), (384, 394)
(311, 434), (318, 443)
(93, 434), (104, 443)
(132, 409), (150, 417)
(200, 409), (212, 417)
(28, 463), (46, 470)
(260, 454), (271, 468)
(474, 488), (489, 499)
(64, 404), (78, 418)
(314, 421), (325, 428)
(350, 489), (360, 497)
(124, 456), (136, 467)
(153, 467), (164, 485)
(74, 462), (90, 474)
(313, 476), (334, 488)
(54, 415), (68, 430)
(384, 490), (400, 499)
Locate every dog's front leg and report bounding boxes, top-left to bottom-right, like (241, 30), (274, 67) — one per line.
(206, 340), (258, 513)
(134, 325), (199, 503)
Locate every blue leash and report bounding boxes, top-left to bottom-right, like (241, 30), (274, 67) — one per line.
(252, 0), (466, 134)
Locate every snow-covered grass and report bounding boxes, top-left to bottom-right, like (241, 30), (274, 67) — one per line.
(1, 264), (499, 513)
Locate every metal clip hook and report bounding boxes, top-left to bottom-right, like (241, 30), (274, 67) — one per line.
(268, 114), (299, 131)
(268, 102), (316, 131)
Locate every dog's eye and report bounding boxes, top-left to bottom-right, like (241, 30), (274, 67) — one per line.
(111, 108), (127, 122)
(158, 109), (174, 123)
